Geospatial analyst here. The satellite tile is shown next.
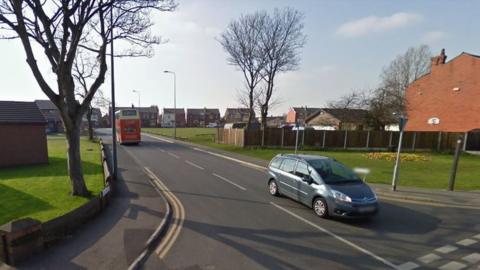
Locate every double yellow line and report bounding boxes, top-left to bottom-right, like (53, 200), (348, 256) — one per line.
(144, 167), (185, 259)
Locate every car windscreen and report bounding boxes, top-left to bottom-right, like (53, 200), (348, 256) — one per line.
(307, 159), (361, 184)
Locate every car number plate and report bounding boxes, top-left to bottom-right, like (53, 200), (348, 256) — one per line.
(359, 206), (375, 213)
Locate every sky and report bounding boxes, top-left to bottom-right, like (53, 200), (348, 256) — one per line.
(0, 0), (479, 116)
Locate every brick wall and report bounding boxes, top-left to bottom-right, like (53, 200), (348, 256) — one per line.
(0, 124), (48, 167)
(405, 53), (480, 132)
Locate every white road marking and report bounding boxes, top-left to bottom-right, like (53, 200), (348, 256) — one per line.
(167, 152), (180, 159)
(438, 261), (466, 270)
(435, 245), (458, 254)
(212, 173), (247, 191)
(397, 262), (419, 270)
(185, 160), (204, 170)
(456, 238), (477, 246)
(193, 147), (266, 171)
(142, 133), (174, 143)
(462, 253), (480, 264)
(270, 202), (399, 270)
(418, 253), (441, 264)
(474, 234), (480, 240)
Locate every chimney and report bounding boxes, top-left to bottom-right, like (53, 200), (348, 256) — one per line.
(431, 48), (447, 67)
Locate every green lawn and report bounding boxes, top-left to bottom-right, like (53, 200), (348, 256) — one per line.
(0, 136), (104, 225)
(143, 128), (217, 144)
(144, 128), (480, 191)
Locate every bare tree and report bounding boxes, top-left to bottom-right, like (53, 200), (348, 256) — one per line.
(327, 90), (368, 109)
(73, 52), (97, 141)
(379, 45), (432, 114)
(257, 7), (306, 132)
(0, 0), (176, 196)
(219, 12), (267, 129)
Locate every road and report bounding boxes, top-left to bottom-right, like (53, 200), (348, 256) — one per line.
(100, 130), (480, 270)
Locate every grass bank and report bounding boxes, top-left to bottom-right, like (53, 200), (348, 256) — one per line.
(0, 136), (104, 225)
(144, 128), (480, 191)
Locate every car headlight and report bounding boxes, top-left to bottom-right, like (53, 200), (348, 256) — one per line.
(332, 190), (352, 203)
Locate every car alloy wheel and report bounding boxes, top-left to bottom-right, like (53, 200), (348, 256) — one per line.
(313, 198), (328, 218)
(269, 180), (279, 196)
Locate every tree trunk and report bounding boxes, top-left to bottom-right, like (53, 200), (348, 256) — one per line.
(261, 105), (268, 147)
(87, 108), (94, 141)
(66, 124), (90, 197)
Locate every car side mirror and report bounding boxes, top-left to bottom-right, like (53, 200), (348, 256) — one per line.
(303, 175), (313, 184)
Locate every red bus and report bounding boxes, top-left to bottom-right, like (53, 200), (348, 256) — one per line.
(115, 109), (141, 144)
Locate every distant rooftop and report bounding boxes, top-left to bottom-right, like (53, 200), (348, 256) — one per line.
(0, 101), (46, 124)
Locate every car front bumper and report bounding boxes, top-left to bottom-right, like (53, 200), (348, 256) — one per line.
(330, 201), (379, 218)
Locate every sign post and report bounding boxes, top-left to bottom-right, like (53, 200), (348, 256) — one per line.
(392, 117), (408, 191)
(293, 123), (304, 154)
(448, 136), (463, 191)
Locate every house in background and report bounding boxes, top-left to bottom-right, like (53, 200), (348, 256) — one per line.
(285, 107), (321, 126)
(305, 108), (369, 130)
(35, 99), (63, 133)
(110, 105), (159, 127)
(260, 116), (285, 128)
(405, 49), (480, 132)
(223, 108), (252, 124)
(0, 101), (48, 167)
(161, 108), (186, 128)
(186, 108), (220, 127)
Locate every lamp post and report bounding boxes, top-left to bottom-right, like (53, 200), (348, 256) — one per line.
(132, 90), (141, 108)
(110, 5), (118, 179)
(164, 70), (176, 140)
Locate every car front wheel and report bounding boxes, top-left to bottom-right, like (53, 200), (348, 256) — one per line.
(268, 180), (279, 196)
(313, 197), (328, 218)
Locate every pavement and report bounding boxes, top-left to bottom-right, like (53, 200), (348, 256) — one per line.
(16, 133), (168, 270)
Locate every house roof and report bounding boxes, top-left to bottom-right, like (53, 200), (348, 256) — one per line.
(187, 108), (220, 115)
(163, 108), (185, 114)
(291, 107), (321, 116)
(225, 108), (250, 114)
(0, 101), (46, 124)
(112, 106), (159, 113)
(34, 99), (57, 110)
(306, 108), (368, 123)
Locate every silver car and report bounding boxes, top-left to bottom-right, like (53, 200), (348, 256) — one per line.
(267, 154), (379, 218)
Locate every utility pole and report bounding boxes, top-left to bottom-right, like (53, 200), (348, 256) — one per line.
(448, 136), (463, 191)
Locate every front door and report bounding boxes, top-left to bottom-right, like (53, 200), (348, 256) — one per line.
(294, 162), (316, 204)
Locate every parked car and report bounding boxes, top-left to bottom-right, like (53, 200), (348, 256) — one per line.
(267, 154), (378, 218)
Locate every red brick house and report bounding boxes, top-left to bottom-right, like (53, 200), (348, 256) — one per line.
(186, 108), (220, 127)
(0, 101), (48, 167)
(405, 49), (480, 132)
(285, 107), (321, 126)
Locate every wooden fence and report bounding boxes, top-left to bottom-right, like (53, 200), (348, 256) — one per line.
(216, 128), (469, 151)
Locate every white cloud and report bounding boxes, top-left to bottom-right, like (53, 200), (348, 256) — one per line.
(421, 31), (448, 44)
(336, 12), (423, 38)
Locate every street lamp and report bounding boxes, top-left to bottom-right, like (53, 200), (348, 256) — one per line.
(164, 70), (176, 140)
(132, 90), (141, 108)
(110, 5), (118, 179)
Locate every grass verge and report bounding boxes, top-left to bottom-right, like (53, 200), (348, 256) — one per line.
(144, 128), (480, 191)
(0, 136), (104, 225)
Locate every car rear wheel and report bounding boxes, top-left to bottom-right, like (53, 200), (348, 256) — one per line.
(268, 180), (279, 196)
(313, 197), (328, 218)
